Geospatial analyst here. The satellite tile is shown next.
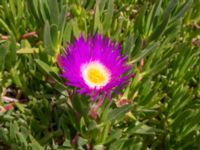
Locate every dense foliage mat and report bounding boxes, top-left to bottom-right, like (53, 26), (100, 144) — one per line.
(0, 0), (199, 149)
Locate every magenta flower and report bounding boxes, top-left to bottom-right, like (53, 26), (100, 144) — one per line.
(57, 34), (132, 101)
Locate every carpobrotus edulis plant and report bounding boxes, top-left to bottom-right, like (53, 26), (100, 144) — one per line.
(57, 34), (132, 102)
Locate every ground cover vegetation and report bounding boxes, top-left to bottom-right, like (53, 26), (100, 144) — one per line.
(0, 0), (199, 149)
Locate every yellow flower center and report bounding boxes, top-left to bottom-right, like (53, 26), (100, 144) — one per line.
(81, 61), (110, 89)
(87, 68), (106, 85)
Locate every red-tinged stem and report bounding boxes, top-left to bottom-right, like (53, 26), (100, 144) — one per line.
(102, 145), (105, 150)
(90, 95), (105, 120)
(0, 35), (9, 40)
(139, 58), (144, 72)
(72, 133), (79, 148)
(1, 96), (18, 103)
(21, 31), (37, 39)
(87, 143), (93, 150)
(96, 94), (105, 110)
(0, 31), (37, 40)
